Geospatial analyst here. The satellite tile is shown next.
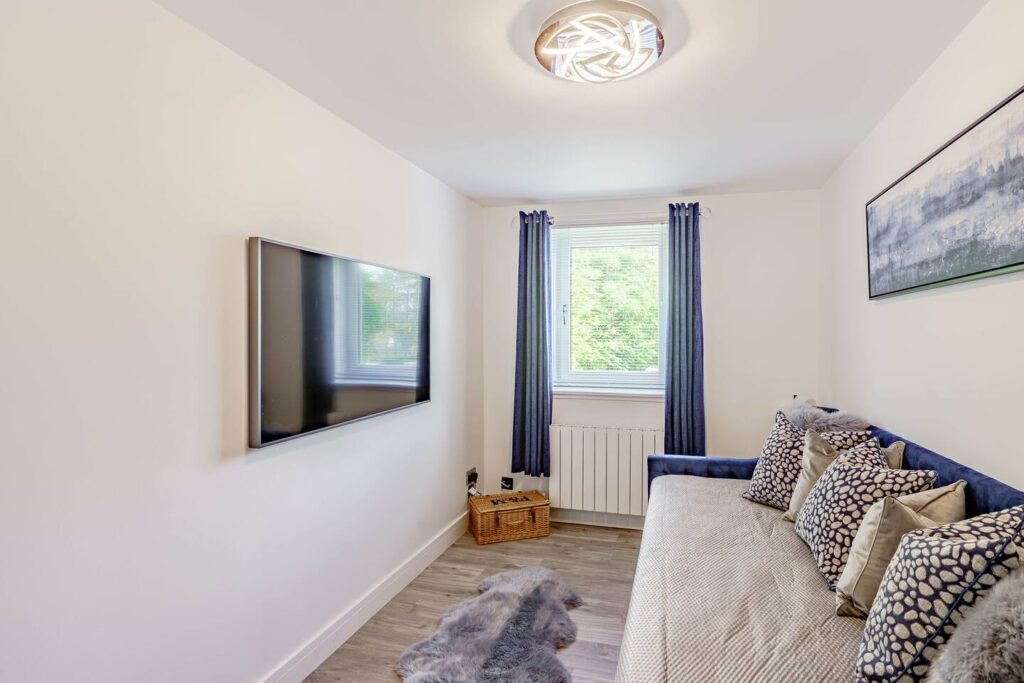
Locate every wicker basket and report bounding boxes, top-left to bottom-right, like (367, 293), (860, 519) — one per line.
(469, 491), (550, 544)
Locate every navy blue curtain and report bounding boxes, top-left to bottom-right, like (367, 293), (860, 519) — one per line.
(664, 203), (706, 455)
(511, 210), (553, 477)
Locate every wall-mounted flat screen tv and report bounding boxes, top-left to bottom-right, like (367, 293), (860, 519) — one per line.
(248, 238), (430, 447)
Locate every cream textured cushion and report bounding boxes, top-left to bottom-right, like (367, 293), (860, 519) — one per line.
(782, 430), (838, 522)
(880, 442), (904, 470)
(782, 433), (905, 523)
(835, 480), (967, 617)
(898, 480), (968, 520)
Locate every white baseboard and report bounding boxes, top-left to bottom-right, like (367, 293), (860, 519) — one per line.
(262, 512), (468, 683)
(551, 508), (645, 530)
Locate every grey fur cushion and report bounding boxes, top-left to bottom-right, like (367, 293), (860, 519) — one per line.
(786, 404), (870, 433)
(930, 567), (1024, 683)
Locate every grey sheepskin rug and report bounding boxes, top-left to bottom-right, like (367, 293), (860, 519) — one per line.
(929, 567), (1024, 682)
(785, 404), (870, 433)
(395, 566), (582, 683)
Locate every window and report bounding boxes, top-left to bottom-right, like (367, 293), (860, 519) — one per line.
(551, 223), (667, 390)
(334, 261), (421, 385)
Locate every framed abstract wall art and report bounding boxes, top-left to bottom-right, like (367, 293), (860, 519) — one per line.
(866, 84), (1024, 298)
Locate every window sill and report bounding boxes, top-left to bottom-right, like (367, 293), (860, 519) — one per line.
(553, 387), (665, 402)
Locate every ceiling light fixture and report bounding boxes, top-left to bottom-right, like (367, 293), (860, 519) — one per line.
(535, 0), (664, 84)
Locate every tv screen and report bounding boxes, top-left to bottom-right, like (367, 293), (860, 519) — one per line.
(248, 238), (430, 447)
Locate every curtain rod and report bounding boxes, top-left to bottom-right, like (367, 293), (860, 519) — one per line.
(507, 206), (711, 229)
(549, 206), (711, 228)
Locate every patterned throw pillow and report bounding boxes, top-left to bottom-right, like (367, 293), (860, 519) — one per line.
(795, 456), (936, 587)
(784, 436), (906, 522)
(838, 439), (895, 469)
(743, 411), (870, 510)
(855, 507), (1024, 682)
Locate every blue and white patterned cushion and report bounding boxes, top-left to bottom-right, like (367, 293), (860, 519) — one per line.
(796, 454), (936, 587)
(837, 439), (892, 469)
(855, 506), (1024, 682)
(743, 411), (871, 510)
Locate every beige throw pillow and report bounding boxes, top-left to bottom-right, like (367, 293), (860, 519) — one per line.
(782, 430), (836, 522)
(835, 480), (967, 617)
(881, 441), (904, 469)
(782, 432), (906, 523)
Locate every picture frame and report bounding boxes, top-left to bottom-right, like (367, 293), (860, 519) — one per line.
(865, 83), (1024, 299)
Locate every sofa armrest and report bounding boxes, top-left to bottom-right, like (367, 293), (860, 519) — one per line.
(648, 455), (758, 492)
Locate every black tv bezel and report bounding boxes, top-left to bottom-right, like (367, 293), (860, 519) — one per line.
(247, 237), (431, 449)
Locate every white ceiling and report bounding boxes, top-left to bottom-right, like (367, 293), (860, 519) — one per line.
(154, 0), (986, 206)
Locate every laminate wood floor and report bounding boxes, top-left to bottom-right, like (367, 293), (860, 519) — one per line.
(307, 522), (642, 683)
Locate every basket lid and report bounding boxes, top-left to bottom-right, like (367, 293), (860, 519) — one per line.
(470, 490), (548, 513)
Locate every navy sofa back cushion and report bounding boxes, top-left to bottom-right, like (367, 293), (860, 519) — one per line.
(869, 425), (1024, 517)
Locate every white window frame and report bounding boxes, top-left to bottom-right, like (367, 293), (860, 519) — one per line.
(551, 223), (668, 391)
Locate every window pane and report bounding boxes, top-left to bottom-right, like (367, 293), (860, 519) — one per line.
(359, 265), (421, 366)
(569, 244), (659, 372)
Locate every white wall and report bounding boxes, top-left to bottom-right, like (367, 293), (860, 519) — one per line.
(820, 0), (1024, 489)
(481, 191), (823, 494)
(0, 1), (482, 682)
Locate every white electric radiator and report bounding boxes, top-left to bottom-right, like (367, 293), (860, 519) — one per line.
(549, 425), (664, 516)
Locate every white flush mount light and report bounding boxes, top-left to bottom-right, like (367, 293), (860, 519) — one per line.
(535, 0), (664, 83)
